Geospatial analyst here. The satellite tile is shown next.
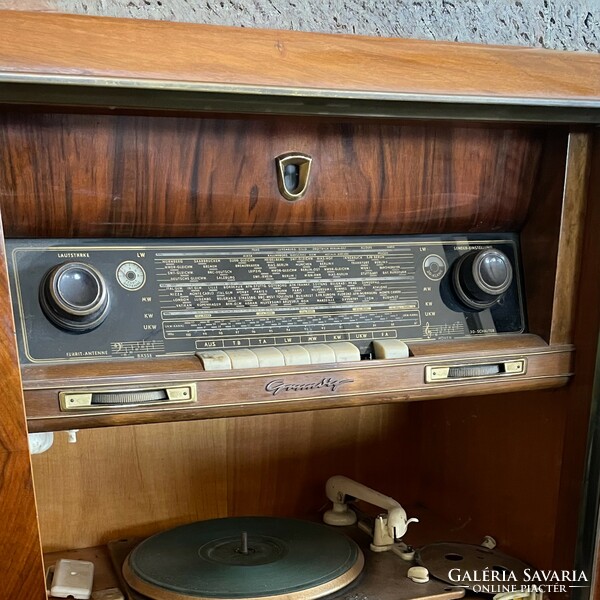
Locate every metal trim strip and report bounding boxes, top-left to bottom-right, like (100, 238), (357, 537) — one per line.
(2, 81), (600, 123)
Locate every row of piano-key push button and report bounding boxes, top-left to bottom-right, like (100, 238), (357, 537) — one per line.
(196, 339), (409, 371)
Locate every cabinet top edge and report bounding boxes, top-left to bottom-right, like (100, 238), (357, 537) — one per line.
(0, 10), (599, 118)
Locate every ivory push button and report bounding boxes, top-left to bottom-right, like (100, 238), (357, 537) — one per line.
(372, 339), (409, 359)
(199, 343), (362, 369)
(252, 346), (285, 367)
(196, 350), (232, 371)
(279, 345), (312, 366)
(304, 343), (336, 365)
(327, 342), (360, 363)
(225, 349), (260, 369)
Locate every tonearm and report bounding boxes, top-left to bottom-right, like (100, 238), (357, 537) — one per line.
(323, 475), (419, 554)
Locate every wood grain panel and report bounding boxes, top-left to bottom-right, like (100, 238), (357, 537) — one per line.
(519, 130), (568, 342)
(0, 11), (599, 103)
(584, 135), (600, 595)
(26, 375), (571, 434)
(32, 419), (228, 551)
(0, 113), (544, 238)
(0, 224), (30, 449)
(0, 222), (46, 598)
(0, 451), (47, 599)
(415, 390), (567, 570)
(31, 404), (412, 551)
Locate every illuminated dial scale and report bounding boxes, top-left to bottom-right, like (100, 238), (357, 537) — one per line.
(7, 236), (524, 363)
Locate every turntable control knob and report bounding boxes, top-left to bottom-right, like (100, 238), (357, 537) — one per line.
(40, 262), (110, 332)
(452, 249), (513, 311)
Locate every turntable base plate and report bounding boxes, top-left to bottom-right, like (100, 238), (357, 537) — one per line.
(123, 517), (364, 600)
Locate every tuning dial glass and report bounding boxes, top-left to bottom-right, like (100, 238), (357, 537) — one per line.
(40, 262), (110, 332)
(117, 261), (146, 291)
(452, 249), (513, 311)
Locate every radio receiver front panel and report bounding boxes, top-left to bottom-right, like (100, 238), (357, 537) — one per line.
(8, 235), (524, 365)
(3, 116), (573, 429)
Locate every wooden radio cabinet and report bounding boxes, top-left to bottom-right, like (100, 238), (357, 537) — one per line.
(0, 10), (599, 600)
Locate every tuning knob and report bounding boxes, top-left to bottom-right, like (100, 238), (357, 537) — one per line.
(452, 249), (513, 311)
(40, 262), (110, 332)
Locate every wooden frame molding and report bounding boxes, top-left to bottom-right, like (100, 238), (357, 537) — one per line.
(0, 12), (599, 121)
(0, 11), (598, 102)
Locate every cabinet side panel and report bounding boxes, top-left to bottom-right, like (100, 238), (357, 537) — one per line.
(553, 129), (600, 575)
(0, 223), (46, 599)
(550, 132), (593, 346)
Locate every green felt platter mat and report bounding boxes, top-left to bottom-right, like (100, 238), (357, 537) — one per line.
(123, 517), (364, 600)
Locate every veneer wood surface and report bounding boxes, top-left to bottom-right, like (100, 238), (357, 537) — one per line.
(0, 113), (543, 238)
(0, 223), (46, 599)
(0, 11), (598, 104)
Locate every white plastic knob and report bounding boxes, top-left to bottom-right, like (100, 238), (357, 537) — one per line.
(481, 535), (497, 549)
(407, 566), (429, 584)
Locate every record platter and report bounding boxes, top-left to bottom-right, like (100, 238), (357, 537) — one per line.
(109, 516), (466, 600)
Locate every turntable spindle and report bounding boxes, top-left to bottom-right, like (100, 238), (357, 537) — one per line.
(239, 531), (249, 555)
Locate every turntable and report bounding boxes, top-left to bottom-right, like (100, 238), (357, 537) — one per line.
(108, 477), (467, 600)
(121, 517), (363, 600)
(111, 518), (465, 600)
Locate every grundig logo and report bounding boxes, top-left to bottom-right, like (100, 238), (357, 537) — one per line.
(265, 377), (354, 396)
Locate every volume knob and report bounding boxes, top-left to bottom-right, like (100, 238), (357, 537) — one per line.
(452, 249), (513, 311)
(40, 262), (110, 332)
